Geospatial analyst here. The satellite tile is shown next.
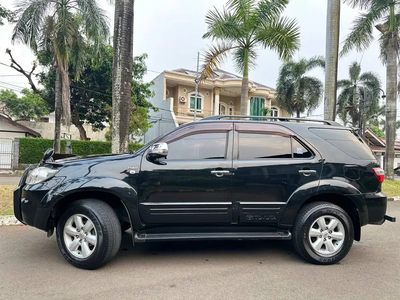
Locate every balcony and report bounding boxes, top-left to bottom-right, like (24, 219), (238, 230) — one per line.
(173, 106), (242, 120)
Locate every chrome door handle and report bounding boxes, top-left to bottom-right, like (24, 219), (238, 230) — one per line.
(211, 170), (231, 177)
(299, 169), (317, 177)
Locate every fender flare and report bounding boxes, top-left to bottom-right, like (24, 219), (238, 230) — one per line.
(34, 177), (142, 231)
(280, 179), (368, 228)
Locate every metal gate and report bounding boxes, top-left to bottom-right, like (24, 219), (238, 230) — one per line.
(0, 138), (13, 169)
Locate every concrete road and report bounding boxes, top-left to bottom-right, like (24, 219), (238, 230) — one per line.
(0, 176), (20, 185)
(0, 203), (399, 300)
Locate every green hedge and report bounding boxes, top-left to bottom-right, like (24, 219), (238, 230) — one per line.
(19, 138), (66, 164)
(19, 138), (145, 164)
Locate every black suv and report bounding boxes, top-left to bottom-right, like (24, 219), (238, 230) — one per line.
(14, 116), (396, 269)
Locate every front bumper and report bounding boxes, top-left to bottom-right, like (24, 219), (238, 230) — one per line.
(13, 167), (63, 232)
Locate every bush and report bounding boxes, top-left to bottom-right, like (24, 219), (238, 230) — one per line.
(19, 138), (146, 164)
(70, 140), (111, 156)
(19, 138), (66, 164)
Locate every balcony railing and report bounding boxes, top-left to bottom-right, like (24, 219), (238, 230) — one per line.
(173, 106), (242, 118)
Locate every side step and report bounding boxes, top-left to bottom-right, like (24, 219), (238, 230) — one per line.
(134, 231), (291, 243)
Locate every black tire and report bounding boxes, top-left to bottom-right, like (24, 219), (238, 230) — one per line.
(56, 199), (121, 270)
(292, 201), (354, 265)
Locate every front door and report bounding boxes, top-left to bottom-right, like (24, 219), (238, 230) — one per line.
(139, 122), (234, 224)
(231, 123), (322, 224)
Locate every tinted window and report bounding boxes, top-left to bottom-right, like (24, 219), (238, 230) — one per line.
(167, 132), (227, 160)
(292, 138), (312, 158)
(309, 128), (376, 160)
(239, 133), (291, 159)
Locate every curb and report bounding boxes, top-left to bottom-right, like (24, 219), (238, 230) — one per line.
(0, 215), (21, 226)
(388, 197), (400, 201)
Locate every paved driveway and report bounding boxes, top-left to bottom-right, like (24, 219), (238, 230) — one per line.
(0, 202), (399, 300)
(0, 176), (20, 185)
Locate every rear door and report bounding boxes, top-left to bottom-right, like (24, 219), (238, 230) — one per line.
(231, 123), (323, 224)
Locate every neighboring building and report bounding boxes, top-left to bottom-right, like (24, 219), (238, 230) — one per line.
(0, 114), (41, 139)
(144, 68), (289, 143)
(364, 127), (400, 169)
(0, 114), (41, 169)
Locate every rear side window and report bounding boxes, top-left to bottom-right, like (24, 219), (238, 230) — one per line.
(309, 128), (376, 160)
(239, 133), (292, 159)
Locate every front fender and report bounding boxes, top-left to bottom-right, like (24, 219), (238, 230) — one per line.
(34, 177), (142, 230)
(279, 179), (368, 227)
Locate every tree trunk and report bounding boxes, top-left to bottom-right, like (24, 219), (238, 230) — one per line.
(112, 0), (134, 153)
(324, 0), (340, 121)
(296, 111), (301, 118)
(53, 67), (62, 153)
(72, 109), (88, 140)
(240, 49), (249, 115)
(385, 34), (397, 180)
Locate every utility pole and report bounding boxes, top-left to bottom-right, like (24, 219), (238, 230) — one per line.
(194, 52), (200, 122)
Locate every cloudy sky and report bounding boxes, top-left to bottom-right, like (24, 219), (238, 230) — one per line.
(0, 0), (391, 118)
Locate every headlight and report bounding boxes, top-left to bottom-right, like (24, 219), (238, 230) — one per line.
(26, 167), (59, 184)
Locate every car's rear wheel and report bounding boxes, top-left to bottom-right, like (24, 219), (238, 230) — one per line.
(292, 201), (354, 265)
(56, 199), (121, 270)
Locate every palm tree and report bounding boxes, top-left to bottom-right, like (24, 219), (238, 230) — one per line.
(12, 0), (109, 152)
(276, 56), (325, 118)
(325, 0), (341, 121)
(201, 0), (300, 115)
(111, 0), (134, 153)
(336, 62), (381, 127)
(341, 0), (398, 179)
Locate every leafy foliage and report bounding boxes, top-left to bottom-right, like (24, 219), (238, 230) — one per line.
(0, 89), (50, 120)
(201, 0), (300, 114)
(12, 0), (110, 126)
(38, 45), (155, 139)
(0, 4), (14, 25)
(19, 138), (145, 164)
(336, 62), (382, 127)
(276, 56), (325, 117)
(369, 125), (386, 138)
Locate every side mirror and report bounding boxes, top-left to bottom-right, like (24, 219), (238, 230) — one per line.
(148, 143), (168, 159)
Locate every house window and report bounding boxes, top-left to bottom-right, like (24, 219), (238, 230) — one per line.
(270, 107), (279, 117)
(219, 102), (235, 115)
(189, 93), (203, 113)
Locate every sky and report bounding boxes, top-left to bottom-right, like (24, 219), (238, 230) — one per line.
(0, 0), (392, 119)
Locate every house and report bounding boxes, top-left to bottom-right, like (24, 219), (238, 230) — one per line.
(363, 127), (400, 169)
(0, 114), (41, 169)
(143, 68), (290, 143)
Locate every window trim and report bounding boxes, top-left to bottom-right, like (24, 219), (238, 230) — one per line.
(270, 106), (279, 117)
(188, 92), (204, 114)
(219, 101), (235, 115)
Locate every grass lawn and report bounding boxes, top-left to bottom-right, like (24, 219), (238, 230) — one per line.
(0, 185), (16, 216)
(0, 181), (400, 216)
(382, 181), (400, 198)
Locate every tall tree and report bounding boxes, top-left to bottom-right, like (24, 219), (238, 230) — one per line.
(276, 56), (325, 118)
(325, 0), (341, 121)
(0, 4), (14, 25)
(341, 0), (398, 180)
(0, 89), (49, 120)
(336, 62), (381, 127)
(112, 0), (134, 153)
(201, 0), (300, 115)
(12, 0), (109, 153)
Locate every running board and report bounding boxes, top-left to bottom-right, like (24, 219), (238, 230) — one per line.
(134, 231), (291, 243)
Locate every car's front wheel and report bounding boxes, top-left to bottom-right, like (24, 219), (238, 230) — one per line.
(56, 199), (121, 270)
(292, 201), (354, 265)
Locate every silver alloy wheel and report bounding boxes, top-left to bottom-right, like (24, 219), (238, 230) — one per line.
(63, 214), (97, 259)
(308, 215), (345, 257)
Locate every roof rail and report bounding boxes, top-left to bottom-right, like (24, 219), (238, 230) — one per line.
(200, 115), (342, 126)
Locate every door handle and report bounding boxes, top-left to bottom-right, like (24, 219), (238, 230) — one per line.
(211, 170), (232, 178)
(299, 169), (317, 177)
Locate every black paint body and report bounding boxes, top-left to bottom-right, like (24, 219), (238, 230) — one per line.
(14, 120), (389, 243)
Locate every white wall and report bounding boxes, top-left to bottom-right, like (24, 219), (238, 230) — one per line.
(144, 73), (178, 143)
